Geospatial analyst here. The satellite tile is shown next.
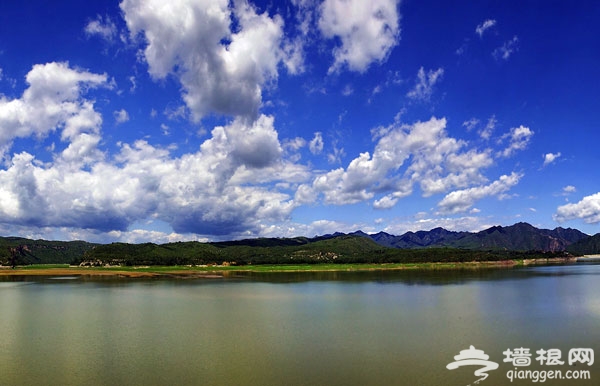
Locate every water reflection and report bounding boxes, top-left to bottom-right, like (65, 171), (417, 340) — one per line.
(0, 264), (598, 386)
(226, 262), (600, 285)
(2, 262), (599, 286)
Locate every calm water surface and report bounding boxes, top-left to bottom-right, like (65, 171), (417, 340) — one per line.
(0, 264), (598, 386)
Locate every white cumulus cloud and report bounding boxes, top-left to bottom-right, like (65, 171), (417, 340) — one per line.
(121, 0), (298, 121)
(300, 116), (494, 207)
(0, 62), (107, 154)
(373, 194), (399, 209)
(543, 152), (561, 166)
(0, 115), (302, 237)
(437, 172), (523, 214)
(0, 63), (308, 238)
(554, 192), (600, 224)
(318, 0), (401, 73)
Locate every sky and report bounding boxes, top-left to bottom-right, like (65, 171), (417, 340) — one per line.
(0, 0), (599, 243)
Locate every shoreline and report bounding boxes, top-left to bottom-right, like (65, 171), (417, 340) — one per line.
(0, 257), (579, 278)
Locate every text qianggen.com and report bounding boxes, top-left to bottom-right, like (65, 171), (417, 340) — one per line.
(506, 368), (591, 383)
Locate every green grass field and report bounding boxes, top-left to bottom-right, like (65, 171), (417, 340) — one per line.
(2, 257), (576, 278)
(6, 261), (520, 273)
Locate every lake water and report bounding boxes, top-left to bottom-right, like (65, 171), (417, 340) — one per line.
(0, 264), (598, 386)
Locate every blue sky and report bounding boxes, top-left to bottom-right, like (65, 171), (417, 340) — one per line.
(0, 0), (599, 243)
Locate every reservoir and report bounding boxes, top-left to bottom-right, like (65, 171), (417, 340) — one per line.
(0, 264), (598, 385)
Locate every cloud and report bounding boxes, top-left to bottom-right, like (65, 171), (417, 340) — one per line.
(281, 37), (305, 75)
(563, 185), (576, 194)
(0, 151), (135, 231)
(327, 142), (345, 164)
(0, 62), (107, 153)
(475, 19), (496, 38)
(419, 148), (493, 196)
(498, 125), (534, 157)
(455, 42), (468, 56)
(85, 15), (118, 42)
(309, 132), (324, 154)
(0, 114), (303, 237)
(373, 194), (399, 209)
(227, 115), (283, 168)
(0, 62), (528, 242)
(129, 76), (137, 93)
(114, 109), (130, 124)
(164, 105), (187, 121)
(0, 3), (549, 244)
(318, 0), (401, 73)
(301, 116), (494, 206)
(437, 172), (523, 214)
(543, 152), (561, 166)
(463, 118), (480, 131)
(383, 215), (492, 235)
(292, 0), (319, 37)
(258, 218), (368, 239)
(480, 115), (496, 140)
(283, 137), (306, 152)
(0, 65), (306, 238)
(493, 36), (519, 60)
(341, 84), (354, 96)
(121, 0), (298, 121)
(554, 192), (600, 224)
(106, 228), (209, 244)
(464, 115), (496, 140)
(406, 67), (444, 102)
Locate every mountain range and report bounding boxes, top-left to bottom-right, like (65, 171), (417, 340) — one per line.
(194, 222), (594, 254)
(352, 222), (589, 252)
(1, 222), (599, 266)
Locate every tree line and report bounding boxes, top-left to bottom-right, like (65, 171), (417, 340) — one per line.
(75, 235), (570, 267)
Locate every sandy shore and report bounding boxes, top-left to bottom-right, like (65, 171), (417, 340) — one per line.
(0, 268), (161, 278)
(0, 258), (579, 278)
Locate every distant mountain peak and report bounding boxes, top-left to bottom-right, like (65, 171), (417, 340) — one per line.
(355, 222), (588, 252)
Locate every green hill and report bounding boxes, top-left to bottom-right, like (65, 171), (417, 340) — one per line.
(0, 237), (97, 266)
(566, 233), (600, 255)
(1, 224), (580, 268)
(77, 235), (566, 266)
(77, 235), (383, 266)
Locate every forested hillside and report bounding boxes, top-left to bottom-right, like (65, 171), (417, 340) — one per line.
(1, 222), (590, 267)
(566, 234), (600, 255)
(77, 235), (568, 266)
(0, 237), (97, 266)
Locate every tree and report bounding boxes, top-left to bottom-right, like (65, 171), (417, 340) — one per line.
(9, 247), (18, 268)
